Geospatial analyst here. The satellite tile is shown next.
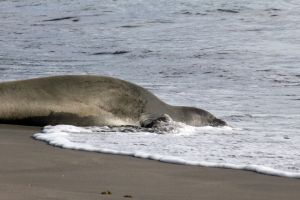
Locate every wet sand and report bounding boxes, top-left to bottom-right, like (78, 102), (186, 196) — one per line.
(1, 124), (300, 200)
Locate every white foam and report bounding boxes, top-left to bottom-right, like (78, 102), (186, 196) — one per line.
(33, 124), (300, 178)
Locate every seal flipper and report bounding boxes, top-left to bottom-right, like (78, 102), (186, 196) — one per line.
(140, 113), (171, 128)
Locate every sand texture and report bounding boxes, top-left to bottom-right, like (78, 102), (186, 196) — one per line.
(1, 124), (300, 200)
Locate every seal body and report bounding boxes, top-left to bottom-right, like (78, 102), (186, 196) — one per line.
(0, 75), (226, 127)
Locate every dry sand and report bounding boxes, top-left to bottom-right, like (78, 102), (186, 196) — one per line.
(0, 124), (300, 200)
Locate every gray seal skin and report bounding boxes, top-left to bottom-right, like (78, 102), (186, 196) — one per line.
(0, 75), (226, 127)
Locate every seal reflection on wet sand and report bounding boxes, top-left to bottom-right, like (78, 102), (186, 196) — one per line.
(0, 75), (226, 127)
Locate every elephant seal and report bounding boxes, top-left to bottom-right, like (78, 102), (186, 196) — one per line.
(0, 75), (226, 127)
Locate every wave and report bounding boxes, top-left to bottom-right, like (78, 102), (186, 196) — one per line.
(33, 123), (300, 179)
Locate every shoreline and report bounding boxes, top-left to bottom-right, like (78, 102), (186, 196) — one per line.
(1, 124), (300, 200)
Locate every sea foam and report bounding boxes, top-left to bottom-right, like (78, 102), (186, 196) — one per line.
(33, 124), (300, 178)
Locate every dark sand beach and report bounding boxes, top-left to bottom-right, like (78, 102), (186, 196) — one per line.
(1, 124), (300, 200)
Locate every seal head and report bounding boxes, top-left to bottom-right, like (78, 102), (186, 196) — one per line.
(164, 106), (227, 127)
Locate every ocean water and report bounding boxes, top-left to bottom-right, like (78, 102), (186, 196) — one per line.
(1, 0), (300, 177)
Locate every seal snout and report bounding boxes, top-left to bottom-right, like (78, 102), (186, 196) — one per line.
(211, 118), (227, 127)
